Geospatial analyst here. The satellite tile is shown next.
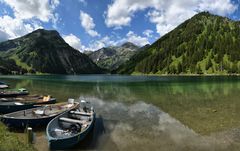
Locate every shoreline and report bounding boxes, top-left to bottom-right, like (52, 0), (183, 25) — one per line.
(131, 73), (240, 77)
(0, 73), (240, 76)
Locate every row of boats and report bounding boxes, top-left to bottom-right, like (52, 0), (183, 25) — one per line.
(0, 82), (95, 149)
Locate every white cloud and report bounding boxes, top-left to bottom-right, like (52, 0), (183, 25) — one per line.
(99, 31), (149, 48)
(88, 41), (106, 51)
(0, 15), (42, 40)
(52, 13), (59, 29)
(99, 36), (122, 46)
(143, 29), (153, 38)
(87, 31), (149, 51)
(126, 31), (149, 46)
(147, 7), (197, 36)
(51, 0), (60, 9)
(105, 0), (238, 36)
(80, 11), (100, 37)
(3, 0), (59, 22)
(0, 29), (9, 42)
(199, 0), (238, 16)
(63, 34), (85, 52)
(86, 36), (113, 51)
(0, 0), (59, 40)
(105, 0), (156, 28)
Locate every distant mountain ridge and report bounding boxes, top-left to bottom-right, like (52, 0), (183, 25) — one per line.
(0, 29), (103, 74)
(85, 42), (140, 71)
(1, 12), (239, 75)
(116, 12), (240, 74)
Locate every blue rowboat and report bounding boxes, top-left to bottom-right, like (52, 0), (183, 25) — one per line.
(0, 88), (29, 97)
(46, 100), (95, 150)
(1, 102), (79, 128)
(0, 96), (57, 114)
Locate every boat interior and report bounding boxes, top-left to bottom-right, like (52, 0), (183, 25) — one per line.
(49, 107), (94, 138)
(4, 103), (77, 119)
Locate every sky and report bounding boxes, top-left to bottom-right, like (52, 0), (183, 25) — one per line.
(0, 0), (239, 52)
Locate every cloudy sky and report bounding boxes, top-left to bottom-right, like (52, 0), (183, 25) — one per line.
(0, 0), (239, 51)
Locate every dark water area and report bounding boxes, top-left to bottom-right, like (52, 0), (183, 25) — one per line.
(1, 75), (240, 151)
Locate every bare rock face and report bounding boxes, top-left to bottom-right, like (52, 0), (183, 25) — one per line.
(85, 42), (140, 71)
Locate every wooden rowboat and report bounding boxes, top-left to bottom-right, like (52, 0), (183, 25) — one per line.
(0, 95), (57, 114)
(46, 100), (95, 149)
(0, 88), (29, 97)
(0, 95), (46, 102)
(1, 101), (79, 128)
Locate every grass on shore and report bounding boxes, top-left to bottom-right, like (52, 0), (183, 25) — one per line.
(0, 123), (35, 151)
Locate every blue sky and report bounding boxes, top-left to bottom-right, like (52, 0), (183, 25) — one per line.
(0, 0), (239, 51)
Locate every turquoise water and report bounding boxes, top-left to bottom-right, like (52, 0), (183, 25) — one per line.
(1, 75), (240, 151)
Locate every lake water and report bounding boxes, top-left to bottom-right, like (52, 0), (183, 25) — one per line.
(1, 75), (240, 151)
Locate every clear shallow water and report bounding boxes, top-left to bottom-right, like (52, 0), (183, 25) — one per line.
(1, 75), (240, 151)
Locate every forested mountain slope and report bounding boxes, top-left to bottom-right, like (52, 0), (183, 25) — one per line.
(0, 29), (103, 74)
(116, 12), (240, 74)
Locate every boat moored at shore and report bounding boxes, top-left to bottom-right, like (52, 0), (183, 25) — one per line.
(0, 88), (29, 97)
(46, 100), (95, 150)
(1, 101), (79, 128)
(0, 95), (57, 114)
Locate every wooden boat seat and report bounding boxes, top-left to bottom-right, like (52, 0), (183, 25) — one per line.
(69, 111), (92, 116)
(59, 117), (85, 125)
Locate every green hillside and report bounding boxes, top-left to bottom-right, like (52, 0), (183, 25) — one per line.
(116, 12), (240, 75)
(0, 57), (25, 74)
(0, 29), (103, 74)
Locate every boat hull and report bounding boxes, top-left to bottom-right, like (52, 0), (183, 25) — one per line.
(49, 118), (94, 149)
(0, 98), (56, 114)
(47, 112), (95, 150)
(1, 115), (56, 128)
(0, 92), (29, 98)
(0, 104), (36, 114)
(1, 102), (79, 129)
(0, 92), (29, 97)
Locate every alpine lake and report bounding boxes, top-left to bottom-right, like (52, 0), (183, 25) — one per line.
(1, 75), (240, 151)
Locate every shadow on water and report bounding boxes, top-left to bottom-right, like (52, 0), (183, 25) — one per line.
(51, 115), (120, 151)
(71, 115), (106, 150)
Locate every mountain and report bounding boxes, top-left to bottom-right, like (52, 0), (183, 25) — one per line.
(116, 12), (240, 74)
(85, 42), (139, 71)
(0, 29), (103, 74)
(0, 58), (26, 74)
(113, 44), (150, 74)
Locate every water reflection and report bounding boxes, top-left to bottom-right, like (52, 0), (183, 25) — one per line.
(2, 76), (240, 134)
(1, 76), (240, 150)
(34, 97), (240, 151)
(4, 77), (240, 102)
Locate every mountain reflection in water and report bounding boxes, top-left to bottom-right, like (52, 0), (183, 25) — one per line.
(1, 75), (240, 150)
(35, 97), (240, 151)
